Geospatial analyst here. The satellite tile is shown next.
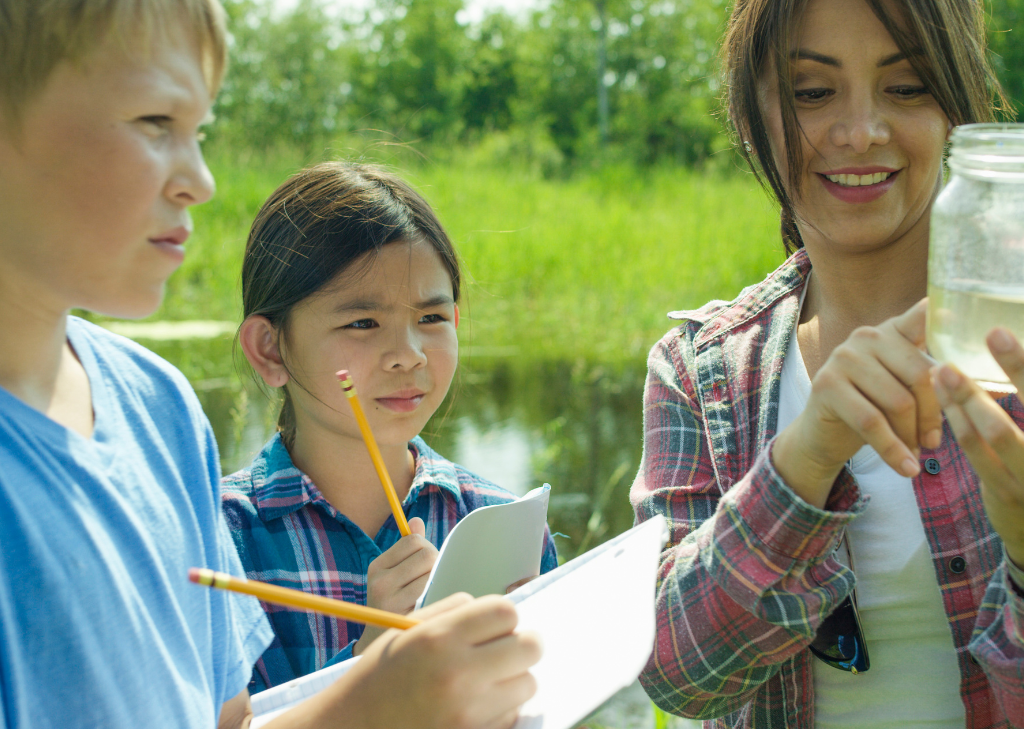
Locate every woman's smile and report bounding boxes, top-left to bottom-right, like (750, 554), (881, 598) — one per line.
(817, 166), (900, 204)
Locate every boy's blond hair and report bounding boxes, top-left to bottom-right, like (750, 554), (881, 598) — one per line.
(0, 0), (228, 127)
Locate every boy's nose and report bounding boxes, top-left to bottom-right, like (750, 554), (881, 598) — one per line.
(167, 144), (215, 207)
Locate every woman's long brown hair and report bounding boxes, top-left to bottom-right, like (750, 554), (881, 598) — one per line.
(721, 0), (1011, 252)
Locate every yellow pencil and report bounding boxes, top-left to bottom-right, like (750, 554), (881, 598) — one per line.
(189, 568), (420, 630)
(336, 369), (412, 537)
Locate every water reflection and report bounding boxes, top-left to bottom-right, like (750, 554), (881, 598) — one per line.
(142, 335), (647, 559)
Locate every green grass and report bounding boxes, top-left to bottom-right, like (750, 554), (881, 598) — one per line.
(140, 144), (786, 362)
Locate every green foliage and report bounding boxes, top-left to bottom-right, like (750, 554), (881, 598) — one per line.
(990, 0), (1024, 115)
(140, 142), (782, 363)
(211, 0), (733, 167)
(215, 0), (350, 150)
(211, 0), (1024, 165)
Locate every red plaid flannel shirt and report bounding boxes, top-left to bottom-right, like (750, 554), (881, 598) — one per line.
(630, 250), (1024, 727)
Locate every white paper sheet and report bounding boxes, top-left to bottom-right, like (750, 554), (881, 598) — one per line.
(416, 484), (551, 608)
(508, 515), (668, 729)
(249, 656), (361, 728)
(249, 515), (669, 729)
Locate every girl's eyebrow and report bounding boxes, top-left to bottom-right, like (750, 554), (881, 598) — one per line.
(332, 299), (384, 313)
(789, 49), (916, 68)
(332, 294), (455, 314)
(414, 295), (456, 310)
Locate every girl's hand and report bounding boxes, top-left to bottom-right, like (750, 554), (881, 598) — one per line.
(773, 300), (944, 509)
(933, 328), (1024, 569)
(354, 517), (439, 655)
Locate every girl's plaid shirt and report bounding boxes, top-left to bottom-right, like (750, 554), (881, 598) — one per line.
(222, 433), (559, 693)
(630, 249), (1024, 728)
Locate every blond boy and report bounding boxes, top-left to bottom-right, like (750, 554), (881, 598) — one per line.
(0, 2), (538, 727)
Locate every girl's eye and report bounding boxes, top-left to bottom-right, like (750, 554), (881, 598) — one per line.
(794, 87), (833, 102)
(343, 318), (378, 330)
(420, 313), (447, 324)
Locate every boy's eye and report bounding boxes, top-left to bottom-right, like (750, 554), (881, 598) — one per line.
(140, 115), (172, 128)
(343, 318), (378, 330)
(420, 313), (447, 324)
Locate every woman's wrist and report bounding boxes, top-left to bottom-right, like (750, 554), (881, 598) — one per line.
(772, 425), (843, 510)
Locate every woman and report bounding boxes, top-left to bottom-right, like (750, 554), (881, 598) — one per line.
(630, 0), (1024, 726)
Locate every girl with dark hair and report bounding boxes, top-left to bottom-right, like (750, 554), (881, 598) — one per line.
(222, 161), (558, 693)
(630, 0), (1024, 725)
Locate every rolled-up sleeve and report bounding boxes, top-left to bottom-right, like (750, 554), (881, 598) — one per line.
(970, 558), (1024, 724)
(631, 331), (865, 719)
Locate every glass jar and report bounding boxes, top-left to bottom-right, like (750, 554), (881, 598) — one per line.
(927, 123), (1024, 393)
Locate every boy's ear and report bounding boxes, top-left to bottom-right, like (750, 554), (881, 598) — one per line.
(238, 316), (289, 388)
(454, 304), (460, 329)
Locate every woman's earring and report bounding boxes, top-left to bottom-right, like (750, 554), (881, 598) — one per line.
(743, 140), (753, 154)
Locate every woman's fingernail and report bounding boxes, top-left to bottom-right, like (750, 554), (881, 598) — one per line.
(901, 458), (921, 477)
(939, 365), (963, 389)
(989, 328), (1015, 354)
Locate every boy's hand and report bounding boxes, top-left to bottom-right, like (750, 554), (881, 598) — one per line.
(354, 517), (438, 655)
(267, 594), (541, 729)
(349, 594), (541, 729)
(933, 328), (1024, 569)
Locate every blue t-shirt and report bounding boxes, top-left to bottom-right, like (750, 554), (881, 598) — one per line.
(0, 317), (273, 728)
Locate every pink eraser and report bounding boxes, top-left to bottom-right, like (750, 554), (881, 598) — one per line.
(187, 568), (201, 584)
(335, 370), (350, 380)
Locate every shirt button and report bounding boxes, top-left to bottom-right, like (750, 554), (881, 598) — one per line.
(949, 556), (967, 573)
(924, 458), (941, 475)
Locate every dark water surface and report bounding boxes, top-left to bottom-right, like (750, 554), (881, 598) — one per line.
(142, 333), (649, 561)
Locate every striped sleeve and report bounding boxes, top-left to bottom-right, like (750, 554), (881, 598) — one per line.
(631, 330), (866, 719)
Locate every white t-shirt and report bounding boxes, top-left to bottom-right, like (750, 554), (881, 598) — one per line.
(775, 296), (965, 727)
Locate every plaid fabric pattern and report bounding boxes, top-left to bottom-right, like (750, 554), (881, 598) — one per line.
(223, 434), (559, 693)
(630, 249), (1024, 728)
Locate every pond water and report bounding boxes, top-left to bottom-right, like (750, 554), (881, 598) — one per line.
(132, 327), (649, 562)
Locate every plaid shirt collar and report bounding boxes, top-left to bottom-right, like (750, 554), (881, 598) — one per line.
(670, 248), (811, 349)
(249, 433), (465, 522)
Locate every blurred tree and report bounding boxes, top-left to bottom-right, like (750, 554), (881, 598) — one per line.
(345, 0), (470, 141)
(514, 0), (728, 165)
(461, 12), (522, 134)
(990, 0), (1024, 116)
(215, 0), (348, 151)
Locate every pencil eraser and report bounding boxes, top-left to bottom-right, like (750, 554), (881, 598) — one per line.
(336, 370), (355, 392)
(187, 568), (201, 584)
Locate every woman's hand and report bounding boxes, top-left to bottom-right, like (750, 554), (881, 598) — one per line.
(354, 517), (439, 655)
(933, 328), (1024, 569)
(773, 300), (944, 509)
